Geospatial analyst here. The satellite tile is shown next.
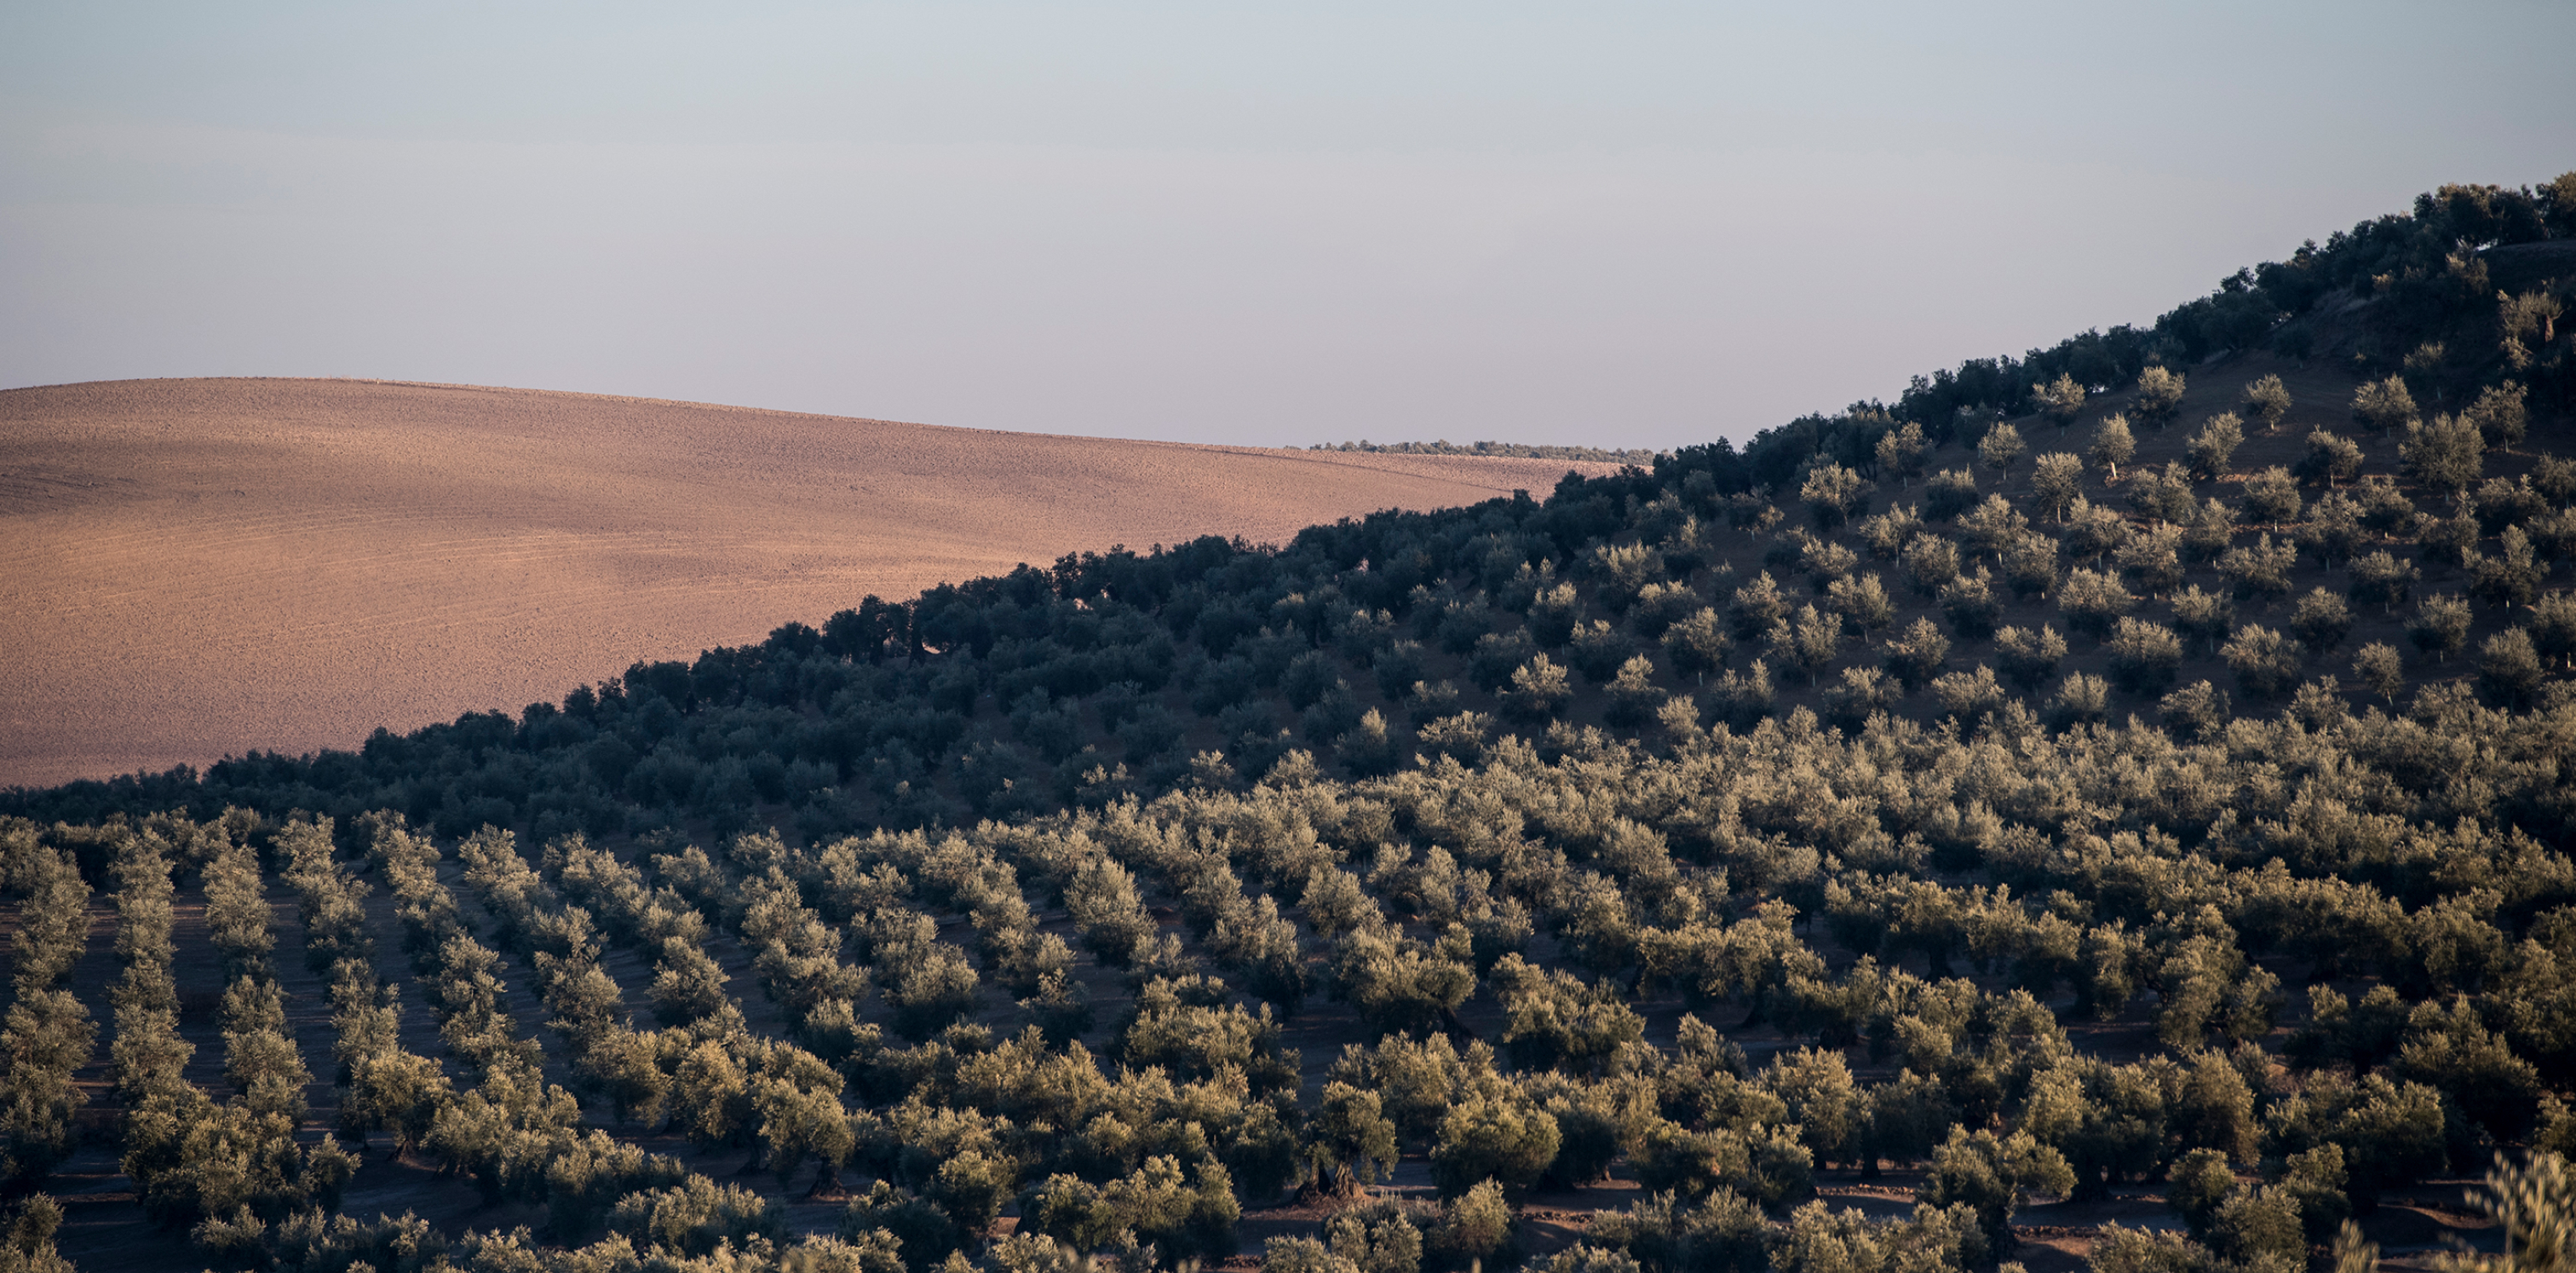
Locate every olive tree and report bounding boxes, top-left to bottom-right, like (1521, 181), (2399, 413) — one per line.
(2089, 415), (2136, 480)
(2240, 373), (2291, 432)
(2133, 366), (2187, 429)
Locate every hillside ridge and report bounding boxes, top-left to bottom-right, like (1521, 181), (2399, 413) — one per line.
(0, 376), (1618, 786)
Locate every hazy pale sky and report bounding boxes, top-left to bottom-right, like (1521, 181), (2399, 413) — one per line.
(5, 2), (2571, 450)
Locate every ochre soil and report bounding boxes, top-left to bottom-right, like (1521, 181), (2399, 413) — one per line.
(0, 377), (1619, 787)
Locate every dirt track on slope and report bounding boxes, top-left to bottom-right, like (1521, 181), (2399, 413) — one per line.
(0, 377), (1619, 786)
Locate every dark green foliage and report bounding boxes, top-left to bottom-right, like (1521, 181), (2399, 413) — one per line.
(2184, 498), (2236, 565)
(2352, 375), (2418, 435)
(2031, 453), (2084, 521)
(2355, 474), (2419, 534)
(2184, 413), (2242, 481)
(1490, 955), (1642, 1074)
(1822, 667), (1900, 734)
(2116, 522), (2184, 598)
(1705, 660), (1776, 731)
(1467, 629), (1538, 692)
(1798, 536), (1859, 585)
(1879, 618), (1949, 692)
(1333, 926), (1475, 1036)
(2475, 475), (2550, 534)
(1669, 608), (1731, 680)
(2268, 1074), (2447, 1200)
(2536, 455), (2576, 506)
(2033, 373), (2087, 429)
(1308, 1083), (1399, 1195)
(1630, 582), (1701, 641)
(2222, 625), (2305, 700)
(2418, 502), (2481, 567)
(2063, 496), (2129, 566)
(2300, 429), (2366, 486)
(2407, 592), (2473, 661)
(2533, 590), (2576, 669)
(1923, 469), (1979, 521)
(1281, 650), (1340, 711)
(1065, 856), (1157, 966)
(2165, 1149), (2234, 1238)
(2216, 534), (2297, 602)
(842, 1182), (967, 1272)
(1567, 620), (1633, 683)
(1876, 421), (1928, 484)
(1604, 657), (1667, 729)
(2402, 412), (2486, 498)
(2287, 588), (2352, 654)
(2090, 415), (2136, 480)
(613, 1177), (782, 1258)
(1774, 606), (1845, 686)
(1936, 570), (2001, 640)
(1856, 505), (1923, 560)
(0, 990), (93, 1189)
(2242, 374), (2291, 433)
(1725, 573), (1791, 641)
(0, 832), (102, 1190)
(1118, 975), (1296, 1087)
(2125, 464), (2199, 527)
(1031, 1156), (1239, 1269)
(2168, 585), (2234, 658)
(1900, 534), (1960, 598)
(2352, 642), (2405, 700)
(2477, 628), (2549, 709)
(2009, 525), (2071, 595)
(1431, 1091), (1562, 1195)
(1800, 464), (1872, 531)
(1918, 1127), (2074, 1253)
(1977, 423), (2024, 475)
(2241, 466), (2302, 527)
(2133, 366), (2187, 430)
(2058, 567), (2131, 638)
(2471, 526), (2544, 608)
(2105, 619), (2183, 695)
(2159, 682), (2232, 744)
(2349, 550), (2418, 613)
(0, 1195), (73, 1273)
(1501, 654), (1575, 723)
(1630, 1120), (1811, 1209)
(1992, 625), (2064, 694)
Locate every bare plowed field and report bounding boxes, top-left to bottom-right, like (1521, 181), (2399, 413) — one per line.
(0, 377), (1616, 786)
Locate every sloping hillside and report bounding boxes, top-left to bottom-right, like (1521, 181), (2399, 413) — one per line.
(3, 175), (2574, 1273)
(0, 377), (1616, 786)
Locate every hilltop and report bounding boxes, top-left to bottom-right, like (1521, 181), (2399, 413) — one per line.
(0, 377), (1619, 787)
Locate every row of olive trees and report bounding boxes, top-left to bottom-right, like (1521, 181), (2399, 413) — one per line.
(462, 827), (859, 1192)
(113, 821), (355, 1259)
(348, 816), (706, 1240)
(15, 689), (2573, 1268)
(1411, 447), (2567, 759)
(1020, 685), (2572, 1208)
(329, 813), (945, 1265)
(0, 824), (93, 1190)
(632, 827), (1280, 1270)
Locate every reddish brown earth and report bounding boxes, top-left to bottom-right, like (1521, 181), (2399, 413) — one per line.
(0, 377), (1620, 787)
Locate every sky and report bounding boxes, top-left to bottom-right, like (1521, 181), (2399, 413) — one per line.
(4, 2), (2572, 451)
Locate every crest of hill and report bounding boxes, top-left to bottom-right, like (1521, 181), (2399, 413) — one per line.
(1308, 440), (1663, 465)
(0, 376), (1619, 787)
(11, 171), (2576, 809)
